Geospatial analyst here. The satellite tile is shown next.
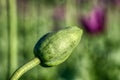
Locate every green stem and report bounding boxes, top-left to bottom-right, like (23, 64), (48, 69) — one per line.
(7, 0), (18, 76)
(66, 0), (77, 26)
(10, 57), (41, 80)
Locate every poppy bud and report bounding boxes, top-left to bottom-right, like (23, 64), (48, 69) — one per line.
(34, 26), (83, 67)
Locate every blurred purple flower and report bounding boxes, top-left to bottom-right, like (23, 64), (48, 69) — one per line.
(114, 0), (120, 6)
(80, 6), (107, 34)
(53, 6), (65, 21)
(17, 0), (28, 16)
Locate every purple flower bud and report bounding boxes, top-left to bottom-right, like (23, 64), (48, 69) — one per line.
(53, 6), (65, 21)
(80, 6), (107, 34)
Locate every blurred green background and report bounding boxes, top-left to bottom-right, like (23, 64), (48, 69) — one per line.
(0, 0), (120, 80)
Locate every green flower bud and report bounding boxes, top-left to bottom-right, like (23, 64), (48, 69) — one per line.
(34, 26), (83, 67)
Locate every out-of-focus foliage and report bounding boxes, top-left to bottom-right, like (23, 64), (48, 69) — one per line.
(0, 0), (120, 80)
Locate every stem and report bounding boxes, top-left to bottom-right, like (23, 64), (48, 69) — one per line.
(10, 57), (41, 80)
(7, 0), (18, 76)
(0, 0), (8, 79)
(66, 0), (77, 26)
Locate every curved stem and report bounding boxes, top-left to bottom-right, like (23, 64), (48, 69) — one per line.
(10, 57), (41, 80)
